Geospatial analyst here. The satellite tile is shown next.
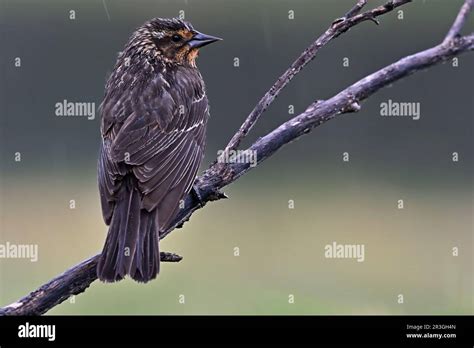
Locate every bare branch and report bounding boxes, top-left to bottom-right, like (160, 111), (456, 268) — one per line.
(236, 34), (474, 180)
(218, 0), (412, 165)
(444, 0), (473, 42)
(1, 0), (472, 316)
(0, 252), (182, 316)
(344, 0), (368, 19)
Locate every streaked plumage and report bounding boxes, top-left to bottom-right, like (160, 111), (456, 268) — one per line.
(97, 18), (220, 282)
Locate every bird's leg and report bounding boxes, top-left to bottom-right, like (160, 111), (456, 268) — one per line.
(191, 184), (205, 206)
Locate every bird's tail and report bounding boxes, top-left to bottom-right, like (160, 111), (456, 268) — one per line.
(97, 178), (160, 283)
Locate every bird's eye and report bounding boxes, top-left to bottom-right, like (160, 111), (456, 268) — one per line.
(171, 34), (182, 42)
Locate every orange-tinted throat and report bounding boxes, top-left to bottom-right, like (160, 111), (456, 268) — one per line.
(187, 48), (199, 67)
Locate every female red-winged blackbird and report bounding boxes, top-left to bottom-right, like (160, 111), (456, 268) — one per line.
(97, 18), (221, 283)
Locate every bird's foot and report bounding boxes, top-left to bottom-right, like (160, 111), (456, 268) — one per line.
(191, 185), (205, 207)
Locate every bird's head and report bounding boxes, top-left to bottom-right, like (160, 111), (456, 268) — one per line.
(131, 18), (221, 67)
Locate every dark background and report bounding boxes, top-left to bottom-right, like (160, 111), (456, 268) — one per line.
(0, 0), (472, 314)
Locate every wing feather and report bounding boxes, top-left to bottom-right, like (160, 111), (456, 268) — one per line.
(98, 67), (208, 232)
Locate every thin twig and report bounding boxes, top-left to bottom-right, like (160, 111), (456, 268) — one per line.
(345, 0), (368, 19)
(444, 0), (473, 42)
(218, 0), (412, 166)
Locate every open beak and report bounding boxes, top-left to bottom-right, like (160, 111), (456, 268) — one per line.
(188, 31), (222, 48)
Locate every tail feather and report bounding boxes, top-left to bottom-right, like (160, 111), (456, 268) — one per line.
(129, 210), (160, 282)
(97, 178), (160, 283)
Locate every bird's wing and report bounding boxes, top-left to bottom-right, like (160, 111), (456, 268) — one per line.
(99, 70), (208, 230)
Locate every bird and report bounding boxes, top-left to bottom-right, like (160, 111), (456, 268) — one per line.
(97, 18), (221, 283)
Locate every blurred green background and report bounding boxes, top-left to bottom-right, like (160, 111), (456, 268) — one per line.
(0, 0), (472, 314)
